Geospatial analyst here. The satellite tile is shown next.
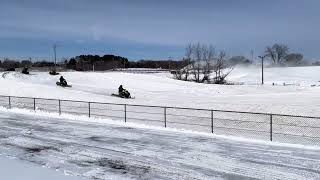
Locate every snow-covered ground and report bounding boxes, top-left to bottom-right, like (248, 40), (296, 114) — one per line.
(0, 66), (319, 116)
(0, 67), (320, 179)
(0, 108), (320, 179)
(0, 155), (81, 180)
(227, 66), (320, 86)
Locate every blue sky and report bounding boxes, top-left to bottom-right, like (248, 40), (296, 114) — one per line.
(0, 0), (319, 61)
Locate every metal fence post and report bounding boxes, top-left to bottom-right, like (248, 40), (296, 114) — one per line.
(164, 107), (167, 128)
(270, 114), (273, 141)
(33, 98), (36, 111)
(211, 110), (213, 133)
(124, 104), (127, 123)
(88, 102), (91, 118)
(8, 96), (11, 109)
(58, 100), (61, 115)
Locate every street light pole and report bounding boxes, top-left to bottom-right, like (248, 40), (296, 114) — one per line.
(258, 55), (266, 85)
(262, 57), (264, 85)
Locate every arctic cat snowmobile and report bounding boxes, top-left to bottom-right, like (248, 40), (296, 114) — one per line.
(56, 81), (72, 87)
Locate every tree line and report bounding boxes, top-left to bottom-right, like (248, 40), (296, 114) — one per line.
(65, 54), (129, 70)
(0, 43), (317, 73)
(65, 54), (186, 70)
(0, 58), (57, 70)
(0, 55), (186, 71)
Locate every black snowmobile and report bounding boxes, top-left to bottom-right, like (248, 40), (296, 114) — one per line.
(21, 67), (30, 75)
(56, 76), (72, 87)
(49, 69), (59, 75)
(56, 81), (72, 87)
(112, 85), (132, 98)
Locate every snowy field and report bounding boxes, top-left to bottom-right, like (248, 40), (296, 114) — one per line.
(0, 109), (320, 179)
(0, 67), (320, 179)
(0, 66), (319, 116)
(0, 67), (319, 145)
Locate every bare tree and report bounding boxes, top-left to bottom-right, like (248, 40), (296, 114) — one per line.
(191, 43), (203, 82)
(212, 50), (234, 84)
(173, 58), (186, 80)
(175, 43), (233, 84)
(173, 44), (193, 81)
(189, 43), (216, 83)
(201, 45), (215, 82)
(183, 43), (193, 81)
(265, 44), (289, 65)
(213, 51), (225, 83)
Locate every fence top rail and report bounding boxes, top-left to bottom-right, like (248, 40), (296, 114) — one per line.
(0, 94), (319, 120)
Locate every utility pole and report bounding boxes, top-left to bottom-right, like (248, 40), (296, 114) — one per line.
(53, 44), (57, 68)
(168, 56), (173, 70)
(258, 55), (267, 85)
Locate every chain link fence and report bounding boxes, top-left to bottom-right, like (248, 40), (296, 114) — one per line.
(0, 95), (319, 146)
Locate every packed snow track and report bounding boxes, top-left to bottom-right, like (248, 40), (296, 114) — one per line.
(0, 111), (319, 179)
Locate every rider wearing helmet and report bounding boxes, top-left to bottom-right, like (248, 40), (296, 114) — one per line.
(60, 76), (67, 86)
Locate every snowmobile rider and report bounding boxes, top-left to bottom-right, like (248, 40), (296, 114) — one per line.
(118, 85), (131, 98)
(60, 76), (67, 86)
(22, 67), (29, 74)
(118, 85), (124, 94)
